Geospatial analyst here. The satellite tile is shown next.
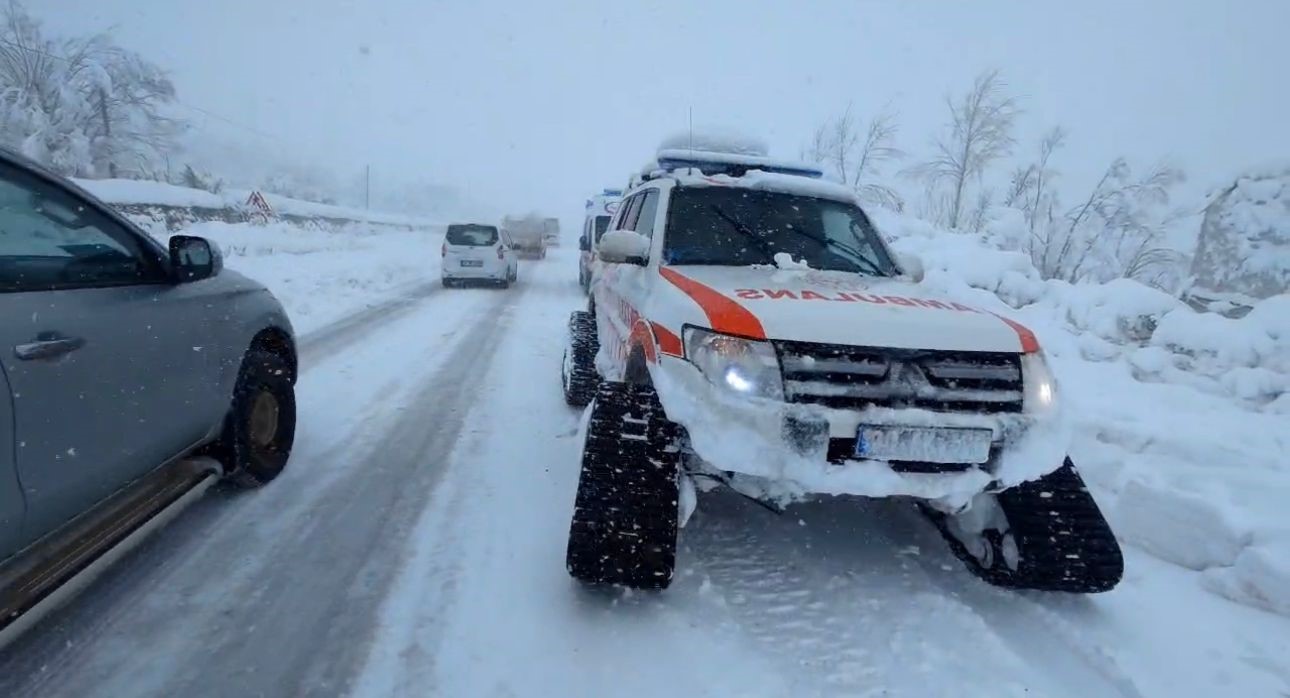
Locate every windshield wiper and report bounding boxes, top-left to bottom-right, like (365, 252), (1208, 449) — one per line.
(778, 226), (888, 277)
(706, 205), (776, 264)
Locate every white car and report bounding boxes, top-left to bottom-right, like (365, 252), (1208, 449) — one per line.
(561, 143), (1123, 593)
(441, 223), (518, 288)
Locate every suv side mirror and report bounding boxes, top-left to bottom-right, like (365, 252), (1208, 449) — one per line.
(170, 235), (223, 282)
(597, 230), (649, 265)
(897, 252), (924, 283)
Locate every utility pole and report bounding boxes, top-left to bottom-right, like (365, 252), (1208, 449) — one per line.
(364, 164), (371, 209)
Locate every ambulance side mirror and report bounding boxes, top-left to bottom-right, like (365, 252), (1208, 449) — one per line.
(598, 230), (649, 265)
(898, 253), (925, 282)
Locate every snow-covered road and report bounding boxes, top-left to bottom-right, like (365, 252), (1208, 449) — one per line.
(0, 246), (1287, 698)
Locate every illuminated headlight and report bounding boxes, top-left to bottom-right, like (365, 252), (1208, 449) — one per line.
(684, 327), (784, 401)
(1021, 352), (1059, 416)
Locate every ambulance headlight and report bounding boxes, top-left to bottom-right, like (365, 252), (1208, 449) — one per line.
(684, 327), (784, 401)
(1022, 352), (1059, 416)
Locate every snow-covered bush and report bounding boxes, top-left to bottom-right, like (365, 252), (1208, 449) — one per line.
(1147, 295), (1290, 400)
(1047, 278), (1182, 345)
(875, 206), (1288, 403)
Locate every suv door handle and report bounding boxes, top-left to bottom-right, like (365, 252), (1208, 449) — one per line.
(15, 333), (86, 361)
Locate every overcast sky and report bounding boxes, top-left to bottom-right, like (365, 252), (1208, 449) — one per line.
(38, 0), (1290, 223)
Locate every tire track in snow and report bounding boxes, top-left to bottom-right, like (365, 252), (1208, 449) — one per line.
(900, 526), (1146, 698)
(152, 286), (526, 698)
(298, 280), (442, 363)
(355, 258), (798, 698)
(678, 492), (1106, 697)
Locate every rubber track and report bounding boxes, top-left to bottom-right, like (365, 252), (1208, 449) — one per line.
(566, 382), (679, 589)
(562, 311), (600, 407)
(924, 459), (1124, 593)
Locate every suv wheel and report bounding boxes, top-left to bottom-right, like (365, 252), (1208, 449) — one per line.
(566, 381), (680, 589)
(221, 349), (296, 488)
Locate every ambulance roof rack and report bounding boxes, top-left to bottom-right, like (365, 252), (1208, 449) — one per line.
(639, 148), (824, 184)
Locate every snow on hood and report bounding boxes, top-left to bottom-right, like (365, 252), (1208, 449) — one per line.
(664, 265), (1031, 353)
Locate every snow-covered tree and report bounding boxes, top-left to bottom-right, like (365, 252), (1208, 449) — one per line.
(0, 0), (183, 177)
(1029, 157), (1186, 286)
(908, 70), (1020, 230)
(804, 105), (905, 210)
(1002, 126), (1066, 237)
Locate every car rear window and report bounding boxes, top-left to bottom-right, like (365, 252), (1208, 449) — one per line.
(446, 225), (498, 246)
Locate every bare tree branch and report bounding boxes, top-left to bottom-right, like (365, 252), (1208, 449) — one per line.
(908, 69), (1020, 229)
(804, 103), (905, 210)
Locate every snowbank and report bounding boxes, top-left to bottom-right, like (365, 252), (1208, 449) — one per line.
(229, 189), (435, 227)
(1202, 542), (1290, 616)
(75, 177), (440, 228)
(149, 221), (444, 334)
(869, 207), (1290, 616)
(73, 177), (226, 209)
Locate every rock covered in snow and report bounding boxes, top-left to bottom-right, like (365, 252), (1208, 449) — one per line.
(1191, 163), (1290, 300)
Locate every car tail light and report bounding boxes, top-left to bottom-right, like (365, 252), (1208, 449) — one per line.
(441, 241), (447, 256)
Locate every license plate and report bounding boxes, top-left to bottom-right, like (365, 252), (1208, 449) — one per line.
(854, 425), (993, 464)
(460, 260), (483, 268)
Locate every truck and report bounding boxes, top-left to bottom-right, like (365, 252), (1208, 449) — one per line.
(501, 214), (550, 259)
(542, 217), (561, 247)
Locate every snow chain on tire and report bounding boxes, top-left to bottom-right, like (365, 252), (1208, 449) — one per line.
(562, 311), (600, 407)
(566, 381), (681, 589)
(923, 459), (1124, 593)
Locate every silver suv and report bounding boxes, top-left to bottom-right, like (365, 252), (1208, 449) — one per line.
(0, 149), (298, 642)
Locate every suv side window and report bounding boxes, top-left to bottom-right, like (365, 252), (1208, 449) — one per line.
(632, 190), (660, 240)
(618, 194), (643, 231)
(0, 165), (165, 293)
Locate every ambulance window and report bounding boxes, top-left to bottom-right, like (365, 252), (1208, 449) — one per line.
(618, 194), (643, 231)
(593, 216), (611, 242)
(633, 191), (660, 240)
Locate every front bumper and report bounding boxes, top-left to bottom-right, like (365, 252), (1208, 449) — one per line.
(650, 355), (1070, 509)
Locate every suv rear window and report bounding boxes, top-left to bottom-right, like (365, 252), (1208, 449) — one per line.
(446, 224), (498, 246)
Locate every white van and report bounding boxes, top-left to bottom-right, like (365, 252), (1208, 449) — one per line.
(441, 223), (518, 288)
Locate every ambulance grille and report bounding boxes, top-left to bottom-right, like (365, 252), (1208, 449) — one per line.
(774, 341), (1024, 414)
